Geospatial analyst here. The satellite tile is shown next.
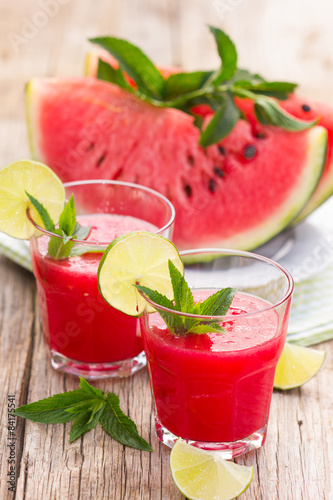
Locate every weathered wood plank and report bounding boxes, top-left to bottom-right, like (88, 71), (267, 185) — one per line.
(0, 256), (35, 500)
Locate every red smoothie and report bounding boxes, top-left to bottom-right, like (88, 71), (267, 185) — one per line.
(141, 290), (287, 443)
(31, 213), (157, 365)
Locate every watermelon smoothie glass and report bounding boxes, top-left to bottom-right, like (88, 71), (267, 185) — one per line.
(30, 180), (175, 379)
(140, 249), (293, 458)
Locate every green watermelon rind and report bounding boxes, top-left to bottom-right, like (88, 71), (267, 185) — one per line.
(291, 144), (332, 224)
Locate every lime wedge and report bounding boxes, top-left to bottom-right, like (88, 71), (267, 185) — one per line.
(0, 160), (65, 239)
(170, 439), (253, 500)
(98, 231), (183, 317)
(274, 342), (326, 390)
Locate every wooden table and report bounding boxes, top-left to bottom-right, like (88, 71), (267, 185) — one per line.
(1, 1), (333, 498)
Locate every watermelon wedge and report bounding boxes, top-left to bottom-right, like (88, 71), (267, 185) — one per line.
(26, 77), (327, 251)
(236, 95), (333, 223)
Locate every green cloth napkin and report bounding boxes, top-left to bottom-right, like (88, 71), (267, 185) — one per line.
(0, 233), (32, 271)
(287, 263), (333, 346)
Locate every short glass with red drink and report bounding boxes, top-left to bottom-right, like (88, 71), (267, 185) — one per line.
(140, 249), (294, 458)
(30, 180), (175, 379)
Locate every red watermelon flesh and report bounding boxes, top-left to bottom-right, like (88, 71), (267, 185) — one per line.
(236, 94), (333, 222)
(26, 77), (327, 250)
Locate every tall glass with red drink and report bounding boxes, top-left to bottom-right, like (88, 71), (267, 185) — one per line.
(30, 180), (175, 379)
(140, 249), (293, 458)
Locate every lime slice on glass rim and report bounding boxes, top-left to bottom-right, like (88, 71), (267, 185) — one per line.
(0, 160), (65, 239)
(170, 439), (253, 500)
(274, 342), (326, 390)
(98, 231), (183, 317)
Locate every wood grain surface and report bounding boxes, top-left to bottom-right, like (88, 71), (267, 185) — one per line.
(1, 1), (333, 499)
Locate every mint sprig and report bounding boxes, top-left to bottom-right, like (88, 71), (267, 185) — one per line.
(90, 25), (317, 146)
(12, 378), (152, 451)
(26, 192), (91, 259)
(136, 260), (236, 335)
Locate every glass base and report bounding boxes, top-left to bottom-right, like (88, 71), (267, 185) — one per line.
(50, 350), (146, 379)
(155, 417), (267, 459)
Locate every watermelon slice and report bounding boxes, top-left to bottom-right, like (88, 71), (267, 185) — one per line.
(26, 77), (327, 251)
(236, 95), (333, 223)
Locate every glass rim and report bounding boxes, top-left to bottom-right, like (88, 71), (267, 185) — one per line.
(141, 248), (294, 320)
(27, 179), (176, 245)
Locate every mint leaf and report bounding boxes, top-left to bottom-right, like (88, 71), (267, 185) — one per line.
(69, 411), (99, 443)
(209, 26), (237, 83)
(200, 92), (240, 147)
(61, 231), (73, 245)
(233, 79), (296, 93)
(74, 223), (91, 241)
(168, 260), (194, 312)
(69, 402), (106, 443)
(90, 37), (165, 100)
(135, 284), (185, 333)
(199, 287), (237, 316)
(100, 393), (153, 452)
(13, 379), (152, 451)
(64, 400), (99, 414)
(87, 400), (105, 423)
(58, 194), (76, 236)
(135, 285), (175, 310)
(233, 80), (298, 101)
(69, 244), (104, 257)
(80, 377), (104, 399)
(254, 97), (318, 131)
(47, 227), (74, 259)
(163, 71), (213, 100)
(97, 58), (133, 92)
(25, 192), (56, 232)
(12, 389), (94, 423)
(188, 323), (225, 335)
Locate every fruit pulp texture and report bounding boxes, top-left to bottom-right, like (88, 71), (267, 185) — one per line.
(31, 213), (157, 363)
(141, 291), (288, 443)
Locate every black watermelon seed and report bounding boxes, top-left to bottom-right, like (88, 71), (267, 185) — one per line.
(256, 132), (266, 139)
(302, 104), (311, 112)
(208, 179), (216, 193)
(244, 145), (257, 160)
(96, 153), (106, 167)
(213, 166), (225, 178)
(184, 185), (192, 197)
(187, 155), (195, 166)
(218, 145), (226, 155)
